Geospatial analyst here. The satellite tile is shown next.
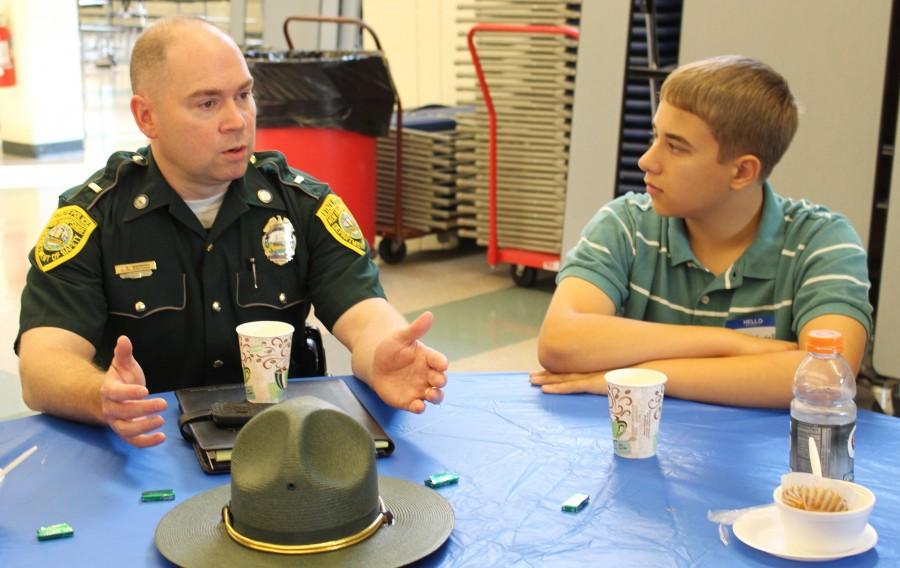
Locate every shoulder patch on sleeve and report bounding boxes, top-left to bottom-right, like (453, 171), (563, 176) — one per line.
(315, 194), (366, 255)
(34, 205), (97, 271)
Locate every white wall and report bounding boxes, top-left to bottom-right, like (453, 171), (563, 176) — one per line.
(0, 0), (84, 150)
(361, 0), (463, 108)
(679, 0), (892, 245)
(562, 2), (632, 254)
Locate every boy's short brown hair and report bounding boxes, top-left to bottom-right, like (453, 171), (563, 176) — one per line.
(660, 55), (799, 181)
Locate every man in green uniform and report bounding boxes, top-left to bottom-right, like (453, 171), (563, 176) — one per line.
(16, 16), (448, 448)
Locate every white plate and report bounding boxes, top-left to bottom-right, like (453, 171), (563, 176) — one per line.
(733, 505), (878, 562)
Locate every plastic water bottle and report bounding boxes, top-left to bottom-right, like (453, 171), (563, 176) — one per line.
(789, 329), (856, 481)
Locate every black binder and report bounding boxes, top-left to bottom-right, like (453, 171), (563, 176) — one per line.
(176, 378), (394, 474)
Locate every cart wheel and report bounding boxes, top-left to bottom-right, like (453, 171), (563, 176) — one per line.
(378, 238), (407, 264)
(510, 265), (537, 288)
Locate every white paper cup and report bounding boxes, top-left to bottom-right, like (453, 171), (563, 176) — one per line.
(236, 321), (294, 403)
(605, 368), (668, 459)
(774, 480), (875, 554)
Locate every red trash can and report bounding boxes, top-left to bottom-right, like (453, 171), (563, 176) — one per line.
(246, 18), (396, 248)
(255, 127), (376, 244)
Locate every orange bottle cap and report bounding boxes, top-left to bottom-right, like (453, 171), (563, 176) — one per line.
(806, 329), (843, 354)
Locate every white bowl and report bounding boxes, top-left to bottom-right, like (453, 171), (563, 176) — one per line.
(773, 481), (875, 554)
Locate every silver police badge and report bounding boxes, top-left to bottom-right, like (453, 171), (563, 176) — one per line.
(261, 216), (297, 266)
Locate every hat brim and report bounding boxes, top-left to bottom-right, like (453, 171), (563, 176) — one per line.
(155, 476), (454, 567)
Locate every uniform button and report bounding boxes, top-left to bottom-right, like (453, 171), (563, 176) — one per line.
(133, 194), (149, 210)
(135, 301), (147, 313)
(257, 189), (273, 204)
(701, 295), (710, 305)
(212, 360), (224, 369)
(131, 154), (147, 165)
(278, 292), (287, 304)
(212, 301), (222, 312)
(250, 154), (257, 165)
(206, 243), (214, 253)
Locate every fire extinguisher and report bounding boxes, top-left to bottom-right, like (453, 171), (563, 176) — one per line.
(0, 23), (15, 88)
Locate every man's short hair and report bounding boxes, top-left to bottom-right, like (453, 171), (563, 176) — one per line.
(660, 55), (799, 180)
(129, 16), (219, 95)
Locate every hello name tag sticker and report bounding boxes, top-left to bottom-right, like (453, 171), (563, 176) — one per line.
(261, 215), (297, 266)
(315, 194), (365, 256)
(35, 205), (97, 272)
(726, 314), (776, 339)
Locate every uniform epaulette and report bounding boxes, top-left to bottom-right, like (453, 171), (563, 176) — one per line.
(61, 150), (150, 210)
(252, 150), (329, 200)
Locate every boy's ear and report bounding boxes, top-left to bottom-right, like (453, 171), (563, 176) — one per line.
(730, 154), (762, 191)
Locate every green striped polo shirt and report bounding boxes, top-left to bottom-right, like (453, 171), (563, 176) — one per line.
(558, 183), (872, 340)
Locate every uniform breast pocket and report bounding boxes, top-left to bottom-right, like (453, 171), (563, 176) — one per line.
(108, 272), (187, 318)
(234, 264), (305, 310)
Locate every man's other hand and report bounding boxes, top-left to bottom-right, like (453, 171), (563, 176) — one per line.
(99, 335), (168, 447)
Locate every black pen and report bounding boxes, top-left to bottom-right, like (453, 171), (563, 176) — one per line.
(249, 257), (258, 289)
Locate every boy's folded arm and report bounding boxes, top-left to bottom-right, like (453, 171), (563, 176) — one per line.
(632, 352), (804, 408)
(538, 277), (795, 373)
(533, 352), (804, 408)
(536, 313), (867, 409)
(649, 313), (866, 406)
(649, 316), (864, 408)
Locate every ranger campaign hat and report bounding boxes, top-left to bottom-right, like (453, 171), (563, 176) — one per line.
(155, 396), (454, 567)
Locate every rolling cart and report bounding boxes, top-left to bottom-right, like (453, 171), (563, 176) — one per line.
(466, 23), (580, 287)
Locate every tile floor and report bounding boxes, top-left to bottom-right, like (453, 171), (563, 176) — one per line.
(0, 64), (553, 421)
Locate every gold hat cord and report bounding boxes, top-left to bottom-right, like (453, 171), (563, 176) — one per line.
(222, 497), (392, 555)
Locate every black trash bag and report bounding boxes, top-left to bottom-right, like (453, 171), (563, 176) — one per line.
(245, 49), (395, 138)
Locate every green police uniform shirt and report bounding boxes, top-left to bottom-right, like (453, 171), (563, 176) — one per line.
(17, 147), (385, 393)
(558, 184), (872, 340)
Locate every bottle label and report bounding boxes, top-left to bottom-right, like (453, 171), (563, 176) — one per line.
(790, 418), (855, 481)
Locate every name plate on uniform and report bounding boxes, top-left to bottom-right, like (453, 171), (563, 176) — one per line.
(114, 260), (157, 279)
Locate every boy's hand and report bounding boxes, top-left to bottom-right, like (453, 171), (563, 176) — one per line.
(529, 369), (608, 395)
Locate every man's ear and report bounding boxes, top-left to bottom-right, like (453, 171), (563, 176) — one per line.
(730, 154), (762, 191)
(130, 94), (158, 139)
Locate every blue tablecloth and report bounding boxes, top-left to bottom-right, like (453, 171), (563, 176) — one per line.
(1, 373), (898, 567)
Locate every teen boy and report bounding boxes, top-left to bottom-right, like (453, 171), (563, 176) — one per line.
(533, 56), (871, 407)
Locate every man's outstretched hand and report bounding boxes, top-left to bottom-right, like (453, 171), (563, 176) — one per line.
(369, 312), (449, 413)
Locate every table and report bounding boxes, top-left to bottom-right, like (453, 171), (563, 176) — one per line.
(2, 373), (898, 566)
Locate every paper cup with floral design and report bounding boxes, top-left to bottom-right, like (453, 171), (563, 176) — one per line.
(236, 321), (294, 403)
(605, 368), (668, 459)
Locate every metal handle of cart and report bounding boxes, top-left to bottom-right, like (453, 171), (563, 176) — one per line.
(283, 16), (405, 246)
(466, 23), (579, 281)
